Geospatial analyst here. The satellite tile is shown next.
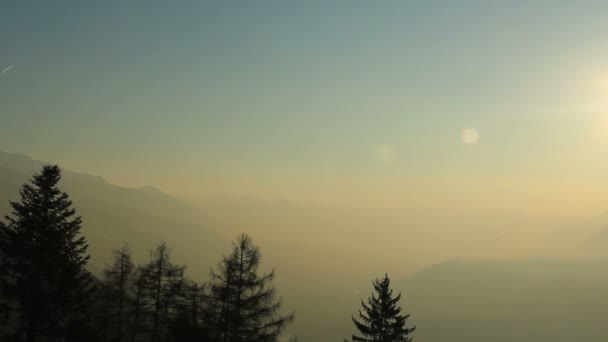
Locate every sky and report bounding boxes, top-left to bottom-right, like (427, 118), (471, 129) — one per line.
(2, 1), (608, 218)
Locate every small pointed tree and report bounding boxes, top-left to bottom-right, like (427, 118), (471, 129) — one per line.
(209, 233), (294, 342)
(0, 165), (95, 341)
(351, 274), (415, 342)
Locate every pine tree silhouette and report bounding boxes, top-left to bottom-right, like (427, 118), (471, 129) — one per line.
(129, 266), (151, 342)
(145, 242), (185, 342)
(351, 274), (415, 342)
(0, 165), (95, 341)
(209, 234), (294, 342)
(100, 245), (135, 341)
(170, 280), (211, 341)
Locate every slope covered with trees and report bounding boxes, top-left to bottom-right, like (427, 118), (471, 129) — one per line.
(0, 165), (298, 341)
(0, 151), (226, 276)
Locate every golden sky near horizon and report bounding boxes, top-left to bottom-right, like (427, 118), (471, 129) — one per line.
(2, 2), (608, 221)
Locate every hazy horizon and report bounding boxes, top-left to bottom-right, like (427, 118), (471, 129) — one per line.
(3, 2), (608, 341)
(3, 1), (608, 219)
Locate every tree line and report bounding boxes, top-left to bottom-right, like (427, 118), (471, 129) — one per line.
(0, 165), (415, 341)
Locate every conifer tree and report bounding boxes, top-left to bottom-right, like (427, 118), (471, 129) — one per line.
(130, 266), (152, 342)
(177, 281), (207, 329)
(170, 280), (210, 341)
(351, 274), (415, 342)
(0, 165), (95, 341)
(0, 226), (11, 338)
(144, 242), (185, 342)
(101, 245), (135, 341)
(208, 234), (294, 342)
(93, 278), (115, 341)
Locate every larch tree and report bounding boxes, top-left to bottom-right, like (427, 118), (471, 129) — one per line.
(170, 280), (210, 341)
(144, 242), (185, 342)
(209, 234), (294, 342)
(101, 245), (135, 341)
(351, 274), (415, 342)
(129, 265), (152, 342)
(0, 165), (95, 341)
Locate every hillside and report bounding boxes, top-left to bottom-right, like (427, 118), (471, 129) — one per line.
(3, 151), (608, 341)
(0, 151), (226, 279)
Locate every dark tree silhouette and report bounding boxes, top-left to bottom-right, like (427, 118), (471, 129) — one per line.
(0, 165), (95, 341)
(100, 245), (135, 341)
(0, 224), (11, 337)
(208, 233), (294, 342)
(144, 242), (185, 342)
(170, 280), (211, 341)
(351, 274), (415, 342)
(93, 278), (115, 341)
(180, 281), (206, 330)
(129, 266), (152, 342)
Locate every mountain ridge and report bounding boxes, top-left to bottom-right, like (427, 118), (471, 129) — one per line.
(0, 150), (226, 281)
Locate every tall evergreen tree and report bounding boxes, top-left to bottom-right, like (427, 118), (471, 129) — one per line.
(0, 165), (95, 341)
(351, 274), (415, 342)
(208, 234), (294, 342)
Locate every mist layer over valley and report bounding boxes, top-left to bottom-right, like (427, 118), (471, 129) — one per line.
(1, 150), (607, 341)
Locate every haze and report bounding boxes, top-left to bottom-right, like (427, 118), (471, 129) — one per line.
(2, 1), (608, 341)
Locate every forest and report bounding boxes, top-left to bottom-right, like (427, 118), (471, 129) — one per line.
(0, 165), (416, 342)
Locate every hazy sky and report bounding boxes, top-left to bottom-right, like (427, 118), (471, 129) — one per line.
(2, 1), (608, 216)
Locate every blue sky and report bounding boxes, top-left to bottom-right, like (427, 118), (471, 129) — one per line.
(2, 1), (608, 213)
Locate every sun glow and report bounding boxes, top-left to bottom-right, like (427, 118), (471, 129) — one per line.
(462, 128), (480, 145)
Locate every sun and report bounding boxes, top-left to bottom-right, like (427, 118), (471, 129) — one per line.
(462, 128), (480, 145)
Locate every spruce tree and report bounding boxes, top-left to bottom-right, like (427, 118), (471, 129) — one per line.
(0, 165), (95, 341)
(209, 234), (294, 342)
(351, 274), (415, 342)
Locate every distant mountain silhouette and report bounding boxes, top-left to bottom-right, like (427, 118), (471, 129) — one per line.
(3, 150), (608, 341)
(134, 185), (171, 197)
(396, 257), (608, 342)
(0, 150), (226, 277)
